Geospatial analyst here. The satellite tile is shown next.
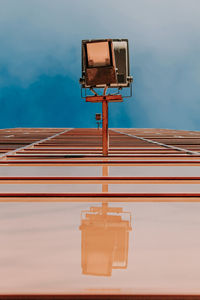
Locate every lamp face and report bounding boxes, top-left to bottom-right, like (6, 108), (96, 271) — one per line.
(87, 42), (111, 68)
(84, 40), (116, 86)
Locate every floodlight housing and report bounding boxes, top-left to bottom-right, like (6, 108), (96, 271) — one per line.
(80, 39), (132, 88)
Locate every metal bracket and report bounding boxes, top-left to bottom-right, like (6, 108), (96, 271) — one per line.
(81, 83), (133, 100)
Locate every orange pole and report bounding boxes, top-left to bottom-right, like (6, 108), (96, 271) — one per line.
(102, 100), (109, 156)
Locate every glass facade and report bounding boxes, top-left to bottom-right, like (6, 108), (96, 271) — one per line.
(0, 128), (200, 298)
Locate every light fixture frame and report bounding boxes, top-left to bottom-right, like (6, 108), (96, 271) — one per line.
(80, 38), (132, 89)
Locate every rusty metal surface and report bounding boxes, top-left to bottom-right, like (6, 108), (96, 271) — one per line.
(86, 95), (122, 103)
(86, 66), (117, 86)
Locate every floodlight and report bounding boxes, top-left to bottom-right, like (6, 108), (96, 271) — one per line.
(80, 39), (132, 88)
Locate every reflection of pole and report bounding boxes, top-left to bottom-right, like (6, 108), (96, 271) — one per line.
(102, 202), (108, 215)
(102, 100), (108, 156)
(102, 165), (108, 193)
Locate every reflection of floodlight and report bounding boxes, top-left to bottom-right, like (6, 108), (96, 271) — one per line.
(79, 203), (132, 277)
(79, 38), (133, 156)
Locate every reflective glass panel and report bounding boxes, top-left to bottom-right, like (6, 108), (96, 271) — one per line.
(1, 166), (200, 178)
(0, 166), (102, 177)
(0, 202), (200, 294)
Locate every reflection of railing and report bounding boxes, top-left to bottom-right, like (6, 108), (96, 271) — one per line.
(79, 203), (132, 277)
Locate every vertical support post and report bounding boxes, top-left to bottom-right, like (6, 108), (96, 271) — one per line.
(102, 100), (109, 156)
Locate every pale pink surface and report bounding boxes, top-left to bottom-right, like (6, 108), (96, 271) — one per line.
(0, 202), (200, 294)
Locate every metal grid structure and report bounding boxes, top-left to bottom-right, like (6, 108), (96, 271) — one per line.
(0, 128), (200, 299)
(1, 128), (200, 201)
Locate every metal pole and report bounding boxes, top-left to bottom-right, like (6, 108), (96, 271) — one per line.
(102, 99), (109, 156)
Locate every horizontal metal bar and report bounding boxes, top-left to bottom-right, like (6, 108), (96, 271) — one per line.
(5, 154), (200, 158)
(1, 160), (200, 165)
(0, 294), (199, 300)
(1, 193), (200, 197)
(1, 176), (200, 181)
(0, 196), (200, 202)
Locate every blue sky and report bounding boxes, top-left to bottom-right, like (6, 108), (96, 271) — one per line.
(0, 0), (200, 129)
